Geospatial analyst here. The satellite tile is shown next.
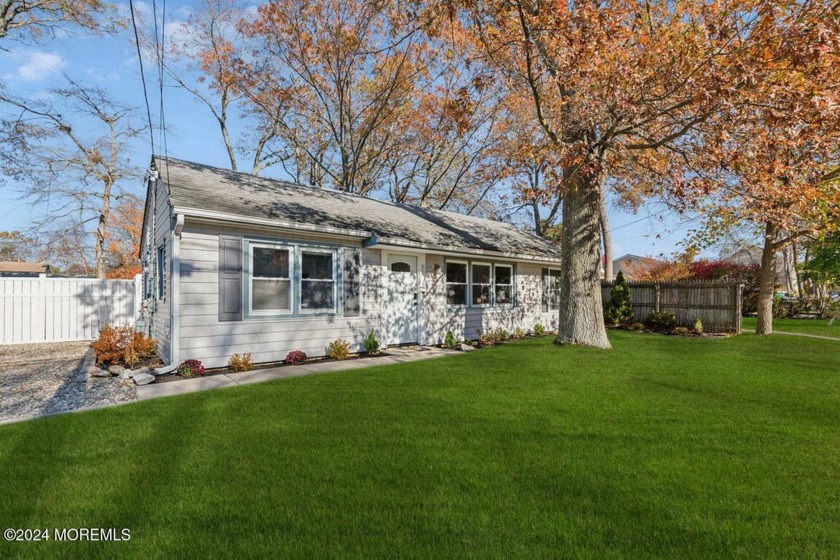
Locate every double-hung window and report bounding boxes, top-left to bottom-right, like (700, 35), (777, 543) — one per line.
(471, 263), (492, 306)
(250, 245), (292, 314)
(446, 261), (468, 306)
(547, 269), (562, 310)
(495, 265), (513, 305)
(300, 250), (335, 312)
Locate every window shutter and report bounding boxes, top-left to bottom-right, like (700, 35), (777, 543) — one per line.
(219, 236), (243, 322)
(541, 268), (549, 312)
(343, 247), (361, 317)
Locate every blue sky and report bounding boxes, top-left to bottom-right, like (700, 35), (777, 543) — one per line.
(0, 0), (705, 261)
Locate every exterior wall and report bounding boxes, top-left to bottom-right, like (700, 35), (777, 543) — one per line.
(419, 254), (556, 344)
(141, 177), (172, 363)
(177, 222), (379, 368)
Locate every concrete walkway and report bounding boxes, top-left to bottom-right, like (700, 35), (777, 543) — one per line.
(772, 331), (840, 341)
(136, 346), (458, 402)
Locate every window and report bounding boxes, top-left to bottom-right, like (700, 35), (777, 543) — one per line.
(390, 261), (412, 273)
(548, 269), (562, 310)
(495, 265), (513, 304)
(471, 263), (491, 305)
(300, 251), (335, 311)
(156, 245), (166, 300)
(250, 245), (292, 313)
(446, 262), (467, 305)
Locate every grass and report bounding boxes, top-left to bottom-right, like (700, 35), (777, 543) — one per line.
(743, 316), (840, 338)
(1, 331), (839, 559)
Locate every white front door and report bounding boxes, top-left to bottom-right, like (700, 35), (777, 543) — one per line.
(385, 254), (418, 345)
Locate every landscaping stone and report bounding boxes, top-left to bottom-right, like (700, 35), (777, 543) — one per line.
(119, 369), (133, 380)
(460, 343), (475, 352)
(90, 368), (111, 378)
(109, 365), (125, 375)
(134, 367), (151, 376)
(133, 372), (155, 386)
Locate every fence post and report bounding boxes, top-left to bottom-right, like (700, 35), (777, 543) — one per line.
(654, 282), (661, 312)
(38, 273), (47, 342)
(735, 283), (742, 334)
(133, 273), (143, 322)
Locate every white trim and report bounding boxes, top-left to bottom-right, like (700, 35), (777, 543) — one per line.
(174, 206), (371, 239)
(470, 261), (493, 307)
(494, 263), (514, 306)
(298, 247), (338, 315)
(444, 259), (469, 307)
(248, 242), (294, 316)
(169, 214), (183, 368)
(547, 268), (562, 312)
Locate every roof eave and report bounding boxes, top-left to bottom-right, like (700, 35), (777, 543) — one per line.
(367, 236), (562, 264)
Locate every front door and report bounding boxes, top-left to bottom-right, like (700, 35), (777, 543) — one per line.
(385, 254), (418, 345)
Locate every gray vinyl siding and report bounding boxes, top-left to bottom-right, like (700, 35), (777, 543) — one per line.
(145, 178), (172, 363)
(177, 222), (378, 368)
(420, 255), (555, 344)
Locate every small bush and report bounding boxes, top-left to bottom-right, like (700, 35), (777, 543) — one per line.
(229, 353), (253, 372)
(492, 327), (509, 343)
(92, 325), (157, 367)
(363, 330), (381, 356)
(328, 339), (351, 360)
(694, 318), (704, 334)
(604, 271), (634, 325)
(674, 326), (690, 335)
(645, 311), (677, 333)
(284, 350), (307, 365)
(629, 322), (646, 332)
(533, 323), (546, 336)
(478, 330), (497, 347)
(178, 359), (205, 378)
(443, 330), (458, 348)
(512, 327), (526, 339)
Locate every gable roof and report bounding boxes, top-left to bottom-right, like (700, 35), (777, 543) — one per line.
(152, 156), (561, 262)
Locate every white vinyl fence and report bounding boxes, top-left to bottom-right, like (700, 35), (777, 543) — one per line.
(0, 275), (140, 345)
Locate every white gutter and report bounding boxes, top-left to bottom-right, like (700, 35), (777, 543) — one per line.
(156, 213), (185, 373)
(173, 206), (371, 239)
(368, 237), (562, 265)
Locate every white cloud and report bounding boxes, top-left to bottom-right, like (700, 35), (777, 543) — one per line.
(13, 51), (66, 82)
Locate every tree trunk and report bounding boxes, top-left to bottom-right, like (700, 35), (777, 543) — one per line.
(555, 170), (611, 348)
(94, 180), (113, 279)
(599, 183), (613, 280)
(755, 221), (778, 335)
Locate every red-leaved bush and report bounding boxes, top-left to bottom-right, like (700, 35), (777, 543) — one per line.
(178, 359), (206, 377)
(284, 350), (307, 365)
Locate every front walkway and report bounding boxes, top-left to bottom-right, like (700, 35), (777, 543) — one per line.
(136, 346), (458, 401)
(773, 331), (840, 341)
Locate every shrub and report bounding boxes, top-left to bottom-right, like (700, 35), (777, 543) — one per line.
(674, 326), (690, 335)
(229, 353), (253, 372)
(533, 323), (546, 336)
(92, 325), (157, 367)
(629, 322), (646, 331)
(604, 271), (634, 325)
(478, 330), (497, 347)
(492, 327), (509, 343)
(645, 311), (677, 333)
(363, 330), (381, 356)
(178, 359), (205, 378)
(284, 350), (307, 365)
(443, 330), (458, 348)
(694, 318), (704, 334)
(327, 339), (351, 360)
(512, 327), (526, 340)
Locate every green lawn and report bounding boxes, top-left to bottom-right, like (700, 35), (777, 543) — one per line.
(1, 332), (839, 559)
(743, 316), (840, 338)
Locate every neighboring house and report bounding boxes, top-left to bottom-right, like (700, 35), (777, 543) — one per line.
(611, 254), (663, 280)
(720, 243), (797, 294)
(139, 157), (563, 368)
(0, 262), (49, 277)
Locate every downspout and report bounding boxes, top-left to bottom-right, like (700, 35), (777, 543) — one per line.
(155, 213), (185, 373)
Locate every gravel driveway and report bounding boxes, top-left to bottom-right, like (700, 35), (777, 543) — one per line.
(0, 342), (136, 422)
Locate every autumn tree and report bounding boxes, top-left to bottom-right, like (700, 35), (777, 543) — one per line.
(0, 230), (39, 261)
(461, 0), (785, 348)
(0, 76), (147, 278)
(104, 193), (143, 279)
(0, 0), (113, 42)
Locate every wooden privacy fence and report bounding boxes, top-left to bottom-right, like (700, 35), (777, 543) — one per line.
(0, 276), (140, 345)
(601, 280), (742, 334)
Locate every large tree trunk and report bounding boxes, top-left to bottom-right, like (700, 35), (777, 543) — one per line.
(94, 179), (113, 279)
(599, 182), (613, 280)
(556, 171), (611, 348)
(755, 222), (778, 335)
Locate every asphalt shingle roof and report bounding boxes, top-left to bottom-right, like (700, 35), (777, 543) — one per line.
(153, 156), (562, 261)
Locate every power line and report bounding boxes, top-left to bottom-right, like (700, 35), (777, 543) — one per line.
(129, 0), (155, 155)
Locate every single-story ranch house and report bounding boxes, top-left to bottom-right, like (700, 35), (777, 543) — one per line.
(140, 156), (563, 368)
